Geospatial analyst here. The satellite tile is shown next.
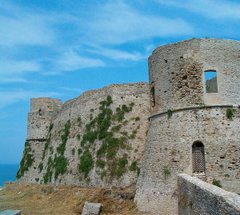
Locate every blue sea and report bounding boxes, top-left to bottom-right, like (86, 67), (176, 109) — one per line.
(0, 164), (19, 187)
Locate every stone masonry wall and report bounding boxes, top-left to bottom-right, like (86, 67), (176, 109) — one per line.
(135, 107), (240, 215)
(148, 39), (240, 114)
(17, 83), (150, 188)
(27, 98), (62, 140)
(178, 173), (240, 215)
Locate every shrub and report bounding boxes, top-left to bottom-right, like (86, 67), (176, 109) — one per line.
(167, 109), (173, 119)
(113, 157), (128, 178)
(38, 163), (43, 173)
(163, 166), (171, 179)
(77, 117), (82, 126)
(81, 131), (98, 145)
(129, 161), (138, 171)
(226, 108), (235, 120)
(43, 157), (54, 184)
(49, 123), (54, 132)
(54, 155), (68, 180)
(212, 179), (222, 188)
(77, 134), (81, 140)
(111, 124), (122, 132)
(79, 150), (94, 177)
(106, 95), (113, 106)
(17, 141), (34, 179)
(96, 159), (105, 169)
(135, 116), (140, 121)
(42, 134), (51, 159)
(78, 148), (82, 155)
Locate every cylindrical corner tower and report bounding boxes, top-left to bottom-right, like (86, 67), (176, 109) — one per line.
(135, 39), (240, 215)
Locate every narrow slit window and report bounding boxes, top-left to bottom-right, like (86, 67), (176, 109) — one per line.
(204, 70), (218, 93)
(150, 82), (155, 107)
(192, 141), (205, 174)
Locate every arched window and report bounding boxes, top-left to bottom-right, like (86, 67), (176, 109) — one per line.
(204, 70), (218, 93)
(192, 141), (205, 173)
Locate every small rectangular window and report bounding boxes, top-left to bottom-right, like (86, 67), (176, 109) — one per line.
(204, 70), (218, 93)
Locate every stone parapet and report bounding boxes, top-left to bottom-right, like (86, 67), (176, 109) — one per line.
(178, 173), (240, 215)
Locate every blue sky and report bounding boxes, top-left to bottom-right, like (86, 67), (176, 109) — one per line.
(1, 0), (240, 164)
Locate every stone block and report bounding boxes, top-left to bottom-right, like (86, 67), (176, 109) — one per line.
(81, 202), (102, 215)
(0, 210), (21, 215)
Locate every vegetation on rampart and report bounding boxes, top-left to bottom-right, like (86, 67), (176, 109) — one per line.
(77, 95), (140, 181)
(20, 95), (141, 184)
(226, 108), (235, 120)
(42, 123), (54, 159)
(43, 120), (70, 183)
(17, 141), (34, 179)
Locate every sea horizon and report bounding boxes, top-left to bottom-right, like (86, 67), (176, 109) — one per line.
(0, 164), (19, 187)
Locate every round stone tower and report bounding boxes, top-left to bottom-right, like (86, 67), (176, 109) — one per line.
(135, 38), (240, 215)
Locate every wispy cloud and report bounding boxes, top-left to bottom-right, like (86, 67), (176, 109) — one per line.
(0, 89), (60, 108)
(0, 0), (194, 83)
(85, 45), (145, 61)
(80, 1), (193, 45)
(0, 59), (41, 83)
(0, 3), (54, 47)
(53, 50), (105, 73)
(155, 0), (240, 19)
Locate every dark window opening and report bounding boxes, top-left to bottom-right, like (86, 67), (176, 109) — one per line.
(192, 141), (205, 173)
(150, 82), (155, 107)
(38, 107), (44, 116)
(204, 70), (218, 93)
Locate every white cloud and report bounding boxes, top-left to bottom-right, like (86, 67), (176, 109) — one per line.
(0, 0), (194, 83)
(0, 89), (60, 108)
(53, 50), (105, 72)
(86, 46), (145, 61)
(155, 0), (240, 19)
(0, 59), (41, 83)
(0, 60), (40, 74)
(80, 1), (194, 45)
(0, 3), (54, 47)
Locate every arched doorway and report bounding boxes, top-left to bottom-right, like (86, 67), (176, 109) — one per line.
(192, 141), (205, 173)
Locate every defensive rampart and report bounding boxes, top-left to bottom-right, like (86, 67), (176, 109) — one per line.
(17, 83), (150, 188)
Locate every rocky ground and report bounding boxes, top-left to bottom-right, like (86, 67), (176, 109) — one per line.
(0, 183), (140, 215)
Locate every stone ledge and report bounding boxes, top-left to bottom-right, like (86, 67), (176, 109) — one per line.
(0, 210), (21, 215)
(150, 105), (238, 120)
(178, 173), (240, 215)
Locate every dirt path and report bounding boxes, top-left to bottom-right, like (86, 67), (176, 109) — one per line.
(0, 183), (140, 215)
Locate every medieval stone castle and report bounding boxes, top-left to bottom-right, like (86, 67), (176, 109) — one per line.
(17, 38), (240, 214)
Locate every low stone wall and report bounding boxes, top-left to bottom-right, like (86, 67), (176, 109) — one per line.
(178, 173), (240, 215)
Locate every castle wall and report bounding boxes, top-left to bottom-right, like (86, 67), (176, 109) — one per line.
(135, 107), (240, 214)
(18, 83), (150, 188)
(178, 173), (240, 215)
